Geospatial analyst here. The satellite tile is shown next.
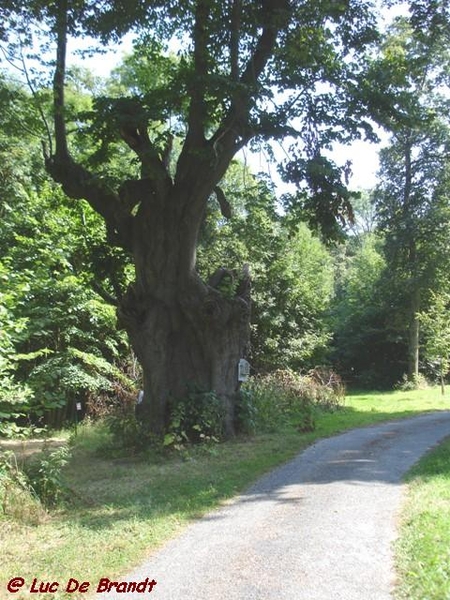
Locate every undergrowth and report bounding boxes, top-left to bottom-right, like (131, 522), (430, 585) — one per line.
(238, 368), (345, 434)
(100, 368), (345, 451)
(0, 446), (71, 524)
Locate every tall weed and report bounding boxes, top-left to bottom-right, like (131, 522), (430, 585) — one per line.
(23, 446), (71, 507)
(0, 452), (45, 524)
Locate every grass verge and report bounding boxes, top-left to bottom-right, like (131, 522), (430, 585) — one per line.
(1, 386), (449, 600)
(395, 435), (450, 600)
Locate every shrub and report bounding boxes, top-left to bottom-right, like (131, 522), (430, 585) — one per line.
(23, 446), (71, 507)
(100, 385), (164, 452)
(69, 419), (113, 455)
(85, 381), (153, 453)
(240, 368), (345, 434)
(0, 451), (46, 524)
(241, 370), (314, 433)
(164, 389), (225, 449)
(27, 350), (137, 429)
(235, 387), (259, 434)
(104, 405), (149, 452)
(305, 367), (346, 410)
(395, 373), (429, 391)
(85, 380), (137, 420)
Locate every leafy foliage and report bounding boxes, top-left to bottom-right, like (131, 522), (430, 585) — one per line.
(0, 444), (70, 521)
(419, 291), (450, 390)
(330, 16), (450, 387)
(240, 368), (345, 434)
(23, 446), (71, 507)
(330, 233), (401, 387)
(0, 282), (33, 431)
(197, 173), (334, 372)
(0, 78), (135, 431)
(164, 389), (226, 448)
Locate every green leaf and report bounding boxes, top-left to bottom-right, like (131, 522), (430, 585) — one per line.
(163, 433), (175, 447)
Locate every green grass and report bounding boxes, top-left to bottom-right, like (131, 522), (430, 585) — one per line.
(0, 386), (449, 600)
(317, 386), (450, 436)
(395, 435), (450, 600)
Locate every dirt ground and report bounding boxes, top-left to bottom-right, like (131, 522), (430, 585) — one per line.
(0, 437), (67, 459)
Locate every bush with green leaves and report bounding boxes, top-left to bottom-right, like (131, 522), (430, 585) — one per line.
(106, 411), (150, 452)
(197, 183), (334, 374)
(0, 446), (70, 524)
(0, 451), (45, 524)
(101, 385), (160, 452)
(104, 387), (226, 452)
(23, 446), (71, 508)
(234, 387), (259, 435)
(27, 348), (137, 428)
(241, 369), (345, 434)
(0, 165), (134, 429)
(164, 389), (226, 449)
(0, 282), (34, 435)
(0, 445), (71, 520)
(394, 373), (429, 392)
(419, 291), (450, 393)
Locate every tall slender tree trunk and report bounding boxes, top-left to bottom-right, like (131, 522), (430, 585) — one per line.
(403, 135), (420, 383)
(408, 288), (420, 382)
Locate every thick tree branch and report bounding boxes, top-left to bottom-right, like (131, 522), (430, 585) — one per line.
(240, 0), (289, 86)
(121, 126), (171, 186)
(215, 186), (232, 219)
(92, 281), (119, 307)
(53, 0), (69, 159)
(186, 0), (210, 146)
(116, 98), (172, 187)
(46, 156), (133, 249)
(403, 131), (413, 209)
(230, 0), (242, 81)
(210, 0), (291, 157)
(46, 0), (134, 251)
(174, 0), (212, 189)
(175, 0), (290, 236)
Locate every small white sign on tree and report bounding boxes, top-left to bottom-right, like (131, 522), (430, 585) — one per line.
(238, 359), (250, 382)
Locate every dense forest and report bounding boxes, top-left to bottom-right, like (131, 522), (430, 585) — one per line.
(0, 0), (449, 440)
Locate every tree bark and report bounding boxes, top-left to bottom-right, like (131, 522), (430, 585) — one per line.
(117, 184), (251, 437)
(403, 134), (420, 384)
(408, 287), (420, 382)
(122, 286), (250, 437)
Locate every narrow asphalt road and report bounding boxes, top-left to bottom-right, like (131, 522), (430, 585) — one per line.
(99, 411), (450, 600)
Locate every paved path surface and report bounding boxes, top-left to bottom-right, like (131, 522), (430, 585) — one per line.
(99, 412), (450, 600)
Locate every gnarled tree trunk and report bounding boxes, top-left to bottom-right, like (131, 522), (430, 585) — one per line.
(45, 0), (286, 439)
(120, 276), (250, 437)
(116, 182), (251, 437)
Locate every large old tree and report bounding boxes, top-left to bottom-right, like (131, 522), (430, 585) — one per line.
(2, 0), (403, 436)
